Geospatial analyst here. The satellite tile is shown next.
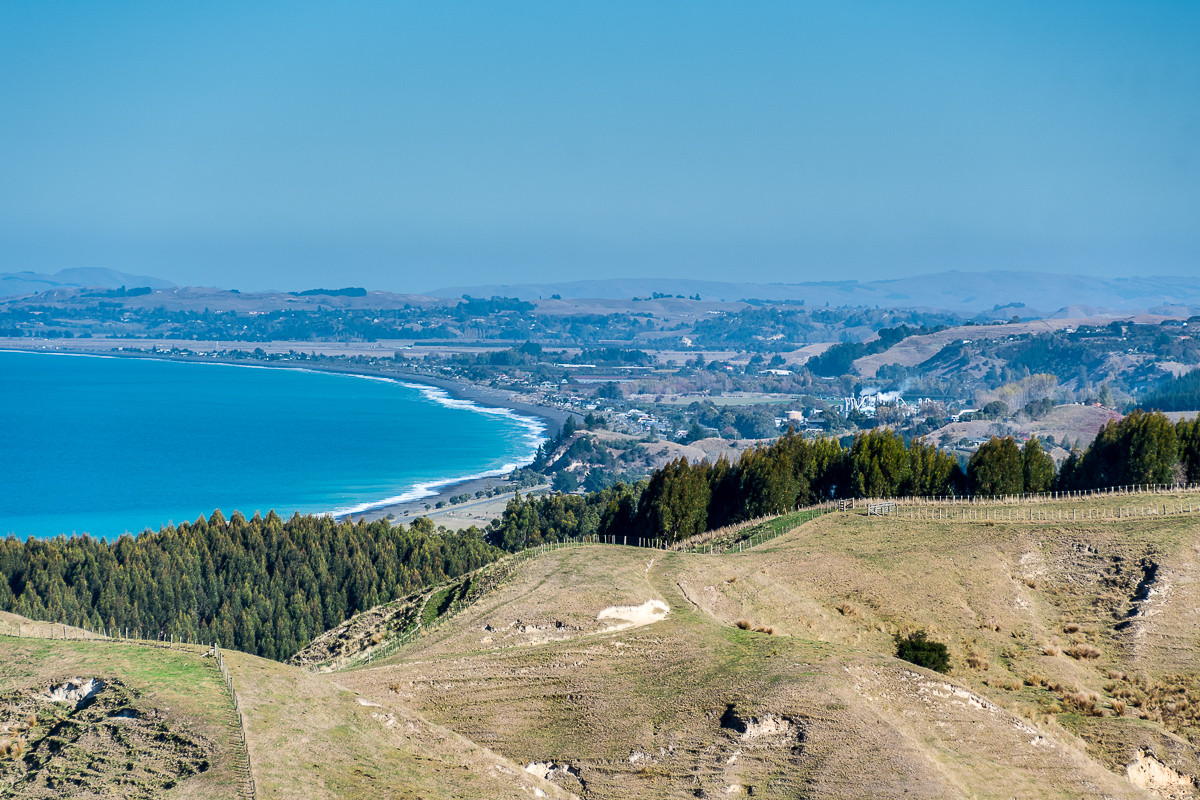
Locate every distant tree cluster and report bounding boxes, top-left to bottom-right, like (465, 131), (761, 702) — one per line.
(966, 436), (1055, 495)
(0, 511), (498, 661)
(1140, 368), (1200, 413)
(807, 325), (943, 377)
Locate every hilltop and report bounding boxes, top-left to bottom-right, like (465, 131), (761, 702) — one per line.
(0, 268), (176, 298)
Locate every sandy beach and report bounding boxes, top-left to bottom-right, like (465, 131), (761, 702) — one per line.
(351, 477), (553, 530)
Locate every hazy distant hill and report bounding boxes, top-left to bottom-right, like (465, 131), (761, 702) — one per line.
(0, 267), (175, 297)
(431, 271), (1200, 315)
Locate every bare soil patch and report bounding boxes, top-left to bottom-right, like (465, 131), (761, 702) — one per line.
(0, 677), (211, 798)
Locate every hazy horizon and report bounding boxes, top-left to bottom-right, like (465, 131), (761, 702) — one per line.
(2, 2), (1197, 293)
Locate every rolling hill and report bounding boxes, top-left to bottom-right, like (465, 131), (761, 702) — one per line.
(429, 271), (1200, 316)
(6, 492), (1200, 798)
(0, 268), (175, 297)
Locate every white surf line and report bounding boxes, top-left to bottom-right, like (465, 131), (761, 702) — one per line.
(5, 349), (551, 522)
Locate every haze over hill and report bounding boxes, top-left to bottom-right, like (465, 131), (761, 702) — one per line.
(0, 268), (175, 297)
(7, 269), (1200, 318)
(431, 271), (1200, 315)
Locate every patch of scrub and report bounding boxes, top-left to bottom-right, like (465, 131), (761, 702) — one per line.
(0, 677), (211, 799)
(597, 600), (670, 632)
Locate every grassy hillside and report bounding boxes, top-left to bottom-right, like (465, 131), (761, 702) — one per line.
(8, 493), (1200, 797)
(0, 619), (577, 799)
(0, 634), (245, 798)
(330, 493), (1200, 798)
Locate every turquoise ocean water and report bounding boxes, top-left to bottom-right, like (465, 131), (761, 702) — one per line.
(0, 350), (543, 539)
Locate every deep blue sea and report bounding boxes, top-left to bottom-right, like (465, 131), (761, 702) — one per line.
(0, 350), (543, 539)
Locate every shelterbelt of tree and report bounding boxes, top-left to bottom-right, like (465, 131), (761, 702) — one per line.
(3, 412), (1198, 662)
(488, 411), (1200, 549)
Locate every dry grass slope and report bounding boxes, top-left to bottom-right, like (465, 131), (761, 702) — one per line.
(9, 491), (1200, 798)
(0, 634), (244, 799)
(330, 495), (1200, 798)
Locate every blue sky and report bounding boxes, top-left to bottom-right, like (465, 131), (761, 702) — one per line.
(1, 1), (1197, 292)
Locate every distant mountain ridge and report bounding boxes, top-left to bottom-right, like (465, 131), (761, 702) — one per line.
(0, 268), (175, 297)
(429, 271), (1200, 315)
(7, 268), (1199, 317)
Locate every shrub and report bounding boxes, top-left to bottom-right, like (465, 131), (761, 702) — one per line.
(895, 630), (951, 673)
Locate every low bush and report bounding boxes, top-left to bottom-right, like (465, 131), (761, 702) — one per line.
(895, 630), (951, 673)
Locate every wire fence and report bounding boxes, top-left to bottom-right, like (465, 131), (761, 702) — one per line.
(13, 481), (1196, 692)
(213, 646), (257, 799)
(854, 481), (1200, 508)
(329, 482), (1200, 666)
(899, 498), (1200, 523)
(329, 547), (554, 671)
(852, 482), (1200, 524)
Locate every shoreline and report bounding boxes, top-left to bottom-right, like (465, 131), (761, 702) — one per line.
(2, 343), (571, 530)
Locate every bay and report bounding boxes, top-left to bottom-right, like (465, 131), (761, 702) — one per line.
(0, 350), (542, 539)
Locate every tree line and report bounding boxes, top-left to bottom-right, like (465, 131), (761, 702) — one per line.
(966, 412), (1200, 494)
(490, 411), (1200, 549)
(1140, 367), (1200, 413)
(0, 511), (498, 661)
(487, 429), (965, 547)
(5, 411), (1197, 663)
